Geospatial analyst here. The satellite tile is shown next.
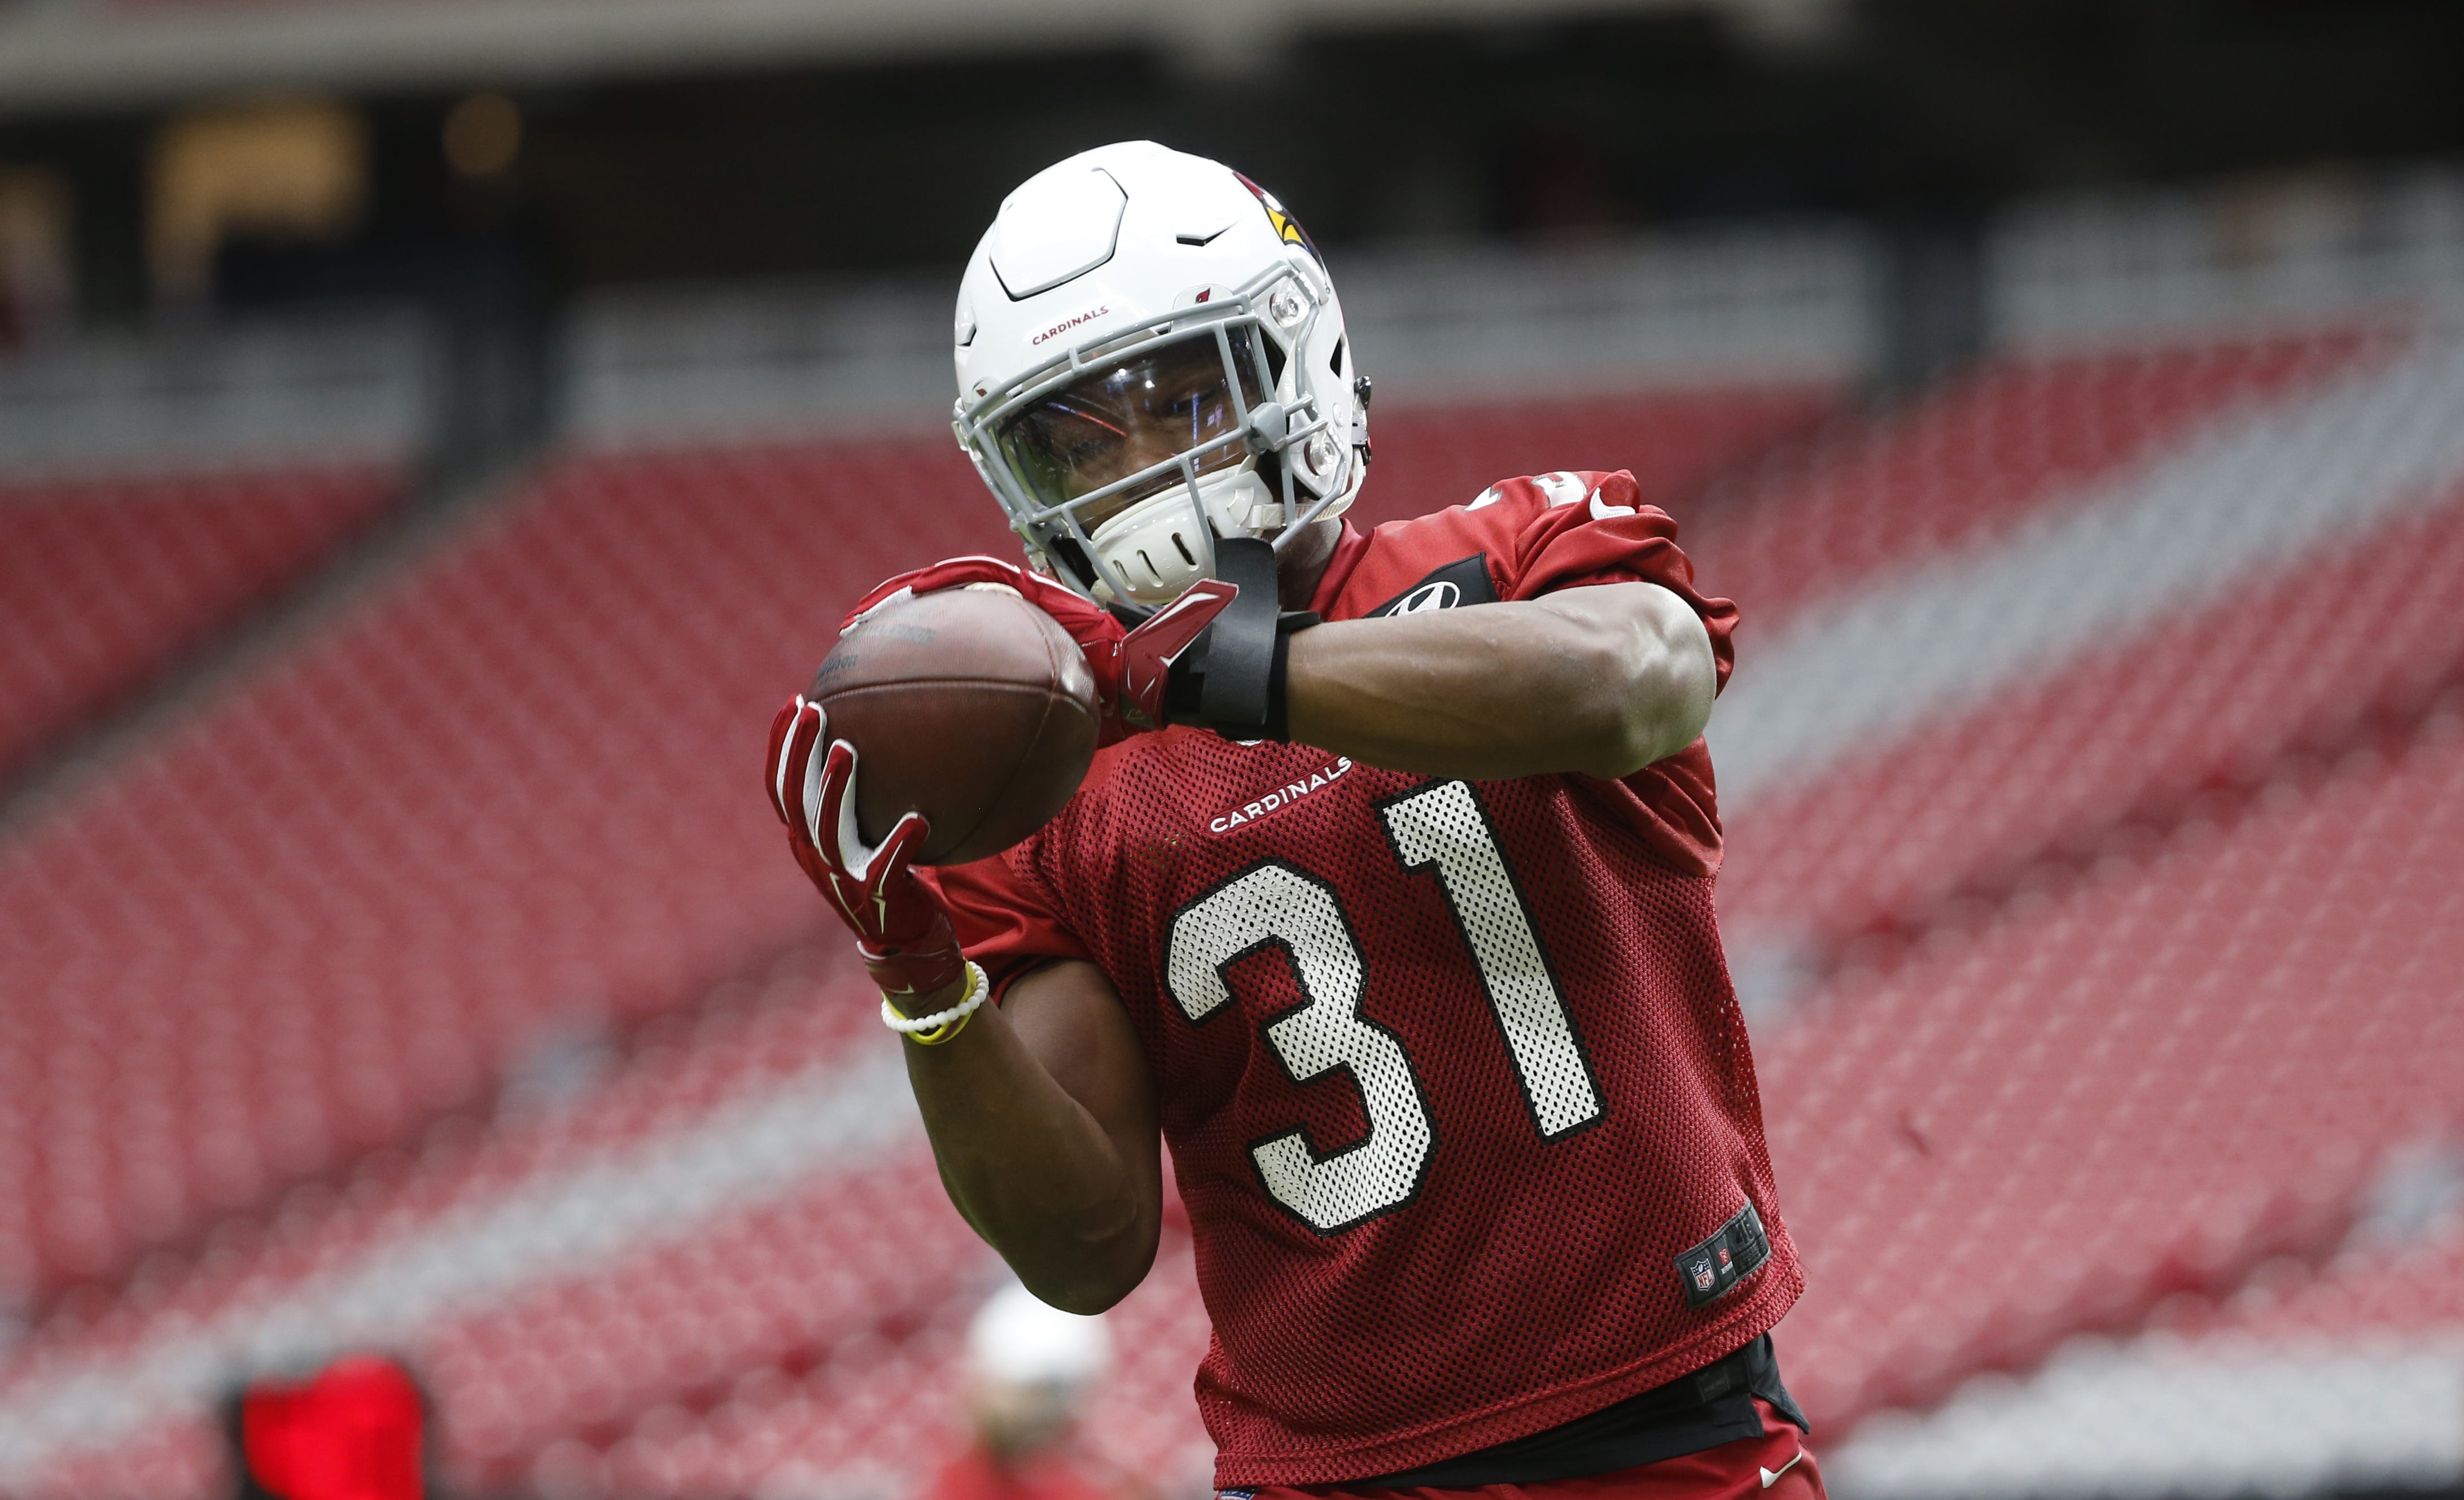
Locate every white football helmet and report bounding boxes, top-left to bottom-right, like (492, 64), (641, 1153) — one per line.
(964, 1281), (1111, 1456)
(953, 141), (1368, 606)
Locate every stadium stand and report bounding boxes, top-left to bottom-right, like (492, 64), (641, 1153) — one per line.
(1754, 698), (2464, 1419)
(2221, 1200), (2464, 1345)
(1719, 475), (2464, 972)
(1705, 322), (2464, 957)
(1683, 328), (2393, 649)
(1826, 1190), (2464, 1498)
(0, 463), (400, 785)
(0, 926), (1193, 1498)
(541, 321), (2464, 1493)
(0, 314), (430, 786)
(480, 694), (2464, 1497)
(0, 376), (1832, 1498)
(539, 325), (2464, 1498)
(28, 528), (2445, 1496)
(0, 439), (1016, 1302)
(5, 198), (2464, 1500)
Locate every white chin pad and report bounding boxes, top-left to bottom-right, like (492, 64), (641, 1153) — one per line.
(1088, 469), (1277, 605)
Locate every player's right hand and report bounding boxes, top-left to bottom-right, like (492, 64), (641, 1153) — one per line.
(766, 695), (968, 1008)
(840, 557), (1236, 744)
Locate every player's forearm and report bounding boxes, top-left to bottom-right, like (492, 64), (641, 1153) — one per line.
(896, 981), (1161, 1313)
(1283, 582), (1717, 780)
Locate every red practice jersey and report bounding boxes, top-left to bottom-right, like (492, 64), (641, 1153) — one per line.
(930, 471), (1801, 1488)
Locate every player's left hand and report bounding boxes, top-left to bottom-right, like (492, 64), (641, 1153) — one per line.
(841, 556), (1235, 743)
(765, 694), (967, 1005)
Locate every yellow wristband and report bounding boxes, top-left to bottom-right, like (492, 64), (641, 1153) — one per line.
(907, 1010), (973, 1046)
(886, 962), (987, 1047)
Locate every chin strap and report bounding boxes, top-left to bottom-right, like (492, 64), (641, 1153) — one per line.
(1159, 536), (1319, 742)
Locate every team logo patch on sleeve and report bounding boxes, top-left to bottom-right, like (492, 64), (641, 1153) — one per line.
(1673, 1199), (1771, 1308)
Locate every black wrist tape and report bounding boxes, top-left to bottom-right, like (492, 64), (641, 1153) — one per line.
(1163, 537), (1318, 742)
(1197, 539), (1280, 732)
(1264, 628), (1294, 742)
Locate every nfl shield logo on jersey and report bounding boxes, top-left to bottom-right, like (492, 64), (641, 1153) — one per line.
(1691, 1256), (1717, 1292)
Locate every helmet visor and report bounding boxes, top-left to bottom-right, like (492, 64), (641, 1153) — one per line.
(994, 327), (1269, 526)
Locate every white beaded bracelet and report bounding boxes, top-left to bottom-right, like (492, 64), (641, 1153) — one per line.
(881, 961), (989, 1042)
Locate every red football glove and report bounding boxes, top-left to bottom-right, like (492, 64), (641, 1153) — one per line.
(839, 557), (1236, 742)
(765, 694), (966, 1006)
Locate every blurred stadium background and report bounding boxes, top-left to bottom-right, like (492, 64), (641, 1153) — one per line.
(2, 0), (2463, 1495)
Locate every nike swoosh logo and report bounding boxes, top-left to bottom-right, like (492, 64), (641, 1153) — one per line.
(1760, 1452), (1804, 1489)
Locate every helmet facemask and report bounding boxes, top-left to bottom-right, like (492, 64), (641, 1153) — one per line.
(958, 262), (1357, 607)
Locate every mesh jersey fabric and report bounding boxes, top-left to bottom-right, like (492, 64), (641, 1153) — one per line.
(927, 470), (1800, 1488)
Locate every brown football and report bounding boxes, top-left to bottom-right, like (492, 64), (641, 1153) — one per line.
(806, 585), (1100, 867)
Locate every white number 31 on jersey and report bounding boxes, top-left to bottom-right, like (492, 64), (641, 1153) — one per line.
(1166, 780), (1603, 1233)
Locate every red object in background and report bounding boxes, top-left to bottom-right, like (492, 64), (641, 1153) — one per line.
(918, 1444), (1121, 1500)
(241, 1355), (424, 1500)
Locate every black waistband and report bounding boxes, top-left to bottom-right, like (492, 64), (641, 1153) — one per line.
(1352, 1335), (1809, 1490)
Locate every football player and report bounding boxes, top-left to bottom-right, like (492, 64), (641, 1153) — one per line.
(768, 142), (1819, 1500)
